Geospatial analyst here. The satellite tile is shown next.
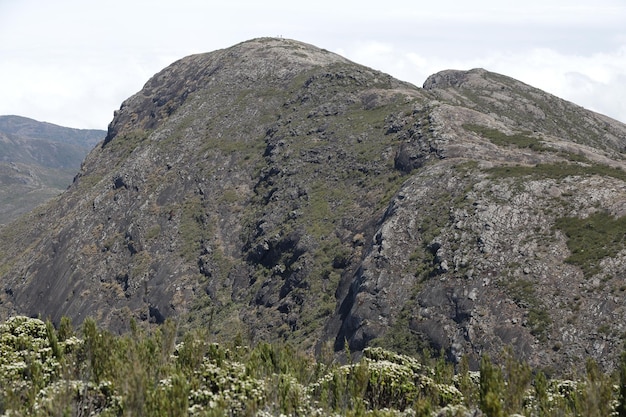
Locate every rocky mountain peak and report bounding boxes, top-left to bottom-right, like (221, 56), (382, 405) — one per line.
(104, 38), (352, 146)
(425, 67), (626, 153)
(422, 68), (483, 89)
(2, 38), (626, 374)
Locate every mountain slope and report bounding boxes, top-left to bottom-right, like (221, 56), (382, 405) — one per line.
(1, 38), (626, 373)
(0, 116), (105, 224)
(0, 115), (103, 148)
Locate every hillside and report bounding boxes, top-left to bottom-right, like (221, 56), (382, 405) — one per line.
(1, 38), (626, 374)
(0, 116), (105, 223)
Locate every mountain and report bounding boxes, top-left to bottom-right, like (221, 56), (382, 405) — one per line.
(0, 116), (105, 224)
(1, 38), (626, 374)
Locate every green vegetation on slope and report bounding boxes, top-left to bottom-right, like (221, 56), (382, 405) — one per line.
(506, 279), (552, 341)
(486, 161), (626, 182)
(463, 123), (548, 151)
(554, 211), (626, 277)
(464, 123), (626, 182)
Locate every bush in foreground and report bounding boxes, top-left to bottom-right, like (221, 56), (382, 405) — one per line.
(0, 316), (624, 416)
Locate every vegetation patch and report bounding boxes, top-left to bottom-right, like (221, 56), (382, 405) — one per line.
(304, 182), (334, 238)
(554, 211), (626, 277)
(463, 124), (548, 151)
(505, 279), (551, 341)
(487, 161), (626, 182)
(370, 309), (431, 358)
(105, 129), (149, 162)
(145, 224), (161, 240)
(178, 197), (212, 261)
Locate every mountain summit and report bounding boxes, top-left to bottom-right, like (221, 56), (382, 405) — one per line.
(2, 38), (626, 373)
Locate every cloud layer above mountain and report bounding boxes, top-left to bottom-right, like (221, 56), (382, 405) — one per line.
(1, 0), (624, 128)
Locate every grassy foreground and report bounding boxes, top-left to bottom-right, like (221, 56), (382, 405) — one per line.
(1, 316), (625, 416)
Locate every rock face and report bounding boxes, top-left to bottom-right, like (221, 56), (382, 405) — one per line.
(1, 38), (626, 373)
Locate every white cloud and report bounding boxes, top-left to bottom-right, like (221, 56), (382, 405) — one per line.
(1, 0), (625, 128)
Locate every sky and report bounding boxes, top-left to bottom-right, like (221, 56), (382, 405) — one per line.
(1, 0), (625, 130)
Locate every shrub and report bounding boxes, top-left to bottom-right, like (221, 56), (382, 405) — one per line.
(479, 355), (504, 417)
(2, 316), (626, 416)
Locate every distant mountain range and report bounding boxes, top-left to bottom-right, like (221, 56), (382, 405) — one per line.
(0, 115), (105, 224)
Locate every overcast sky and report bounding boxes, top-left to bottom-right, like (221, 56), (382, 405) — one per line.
(1, 0), (625, 130)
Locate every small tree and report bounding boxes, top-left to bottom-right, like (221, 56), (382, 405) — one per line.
(618, 349), (626, 417)
(479, 355), (504, 417)
(502, 347), (531, 415)
(458, 354), (477, 406)
(575, 358), (613, 417)
(534, 370), (550, 417)
(57, 316), (74, 341)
